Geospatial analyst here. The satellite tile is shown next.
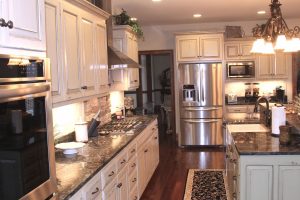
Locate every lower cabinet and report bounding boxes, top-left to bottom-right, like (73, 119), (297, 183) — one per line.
(69, 119), (159, 200)
(226, 132), (300, 200)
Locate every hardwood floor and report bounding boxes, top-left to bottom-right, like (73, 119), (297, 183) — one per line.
(141, 133), (225, 200)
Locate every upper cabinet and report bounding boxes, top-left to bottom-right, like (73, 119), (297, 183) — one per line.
(0, 0), (46, 54)
(111, 25), (140, 91)
(256, 52), (291, 79)
(176, 34), (224, 62)
(224, 40), (254, 60)
(45, 0), (109, 105)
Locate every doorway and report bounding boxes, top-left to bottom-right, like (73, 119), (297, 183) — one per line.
(125, 50), (175, 134)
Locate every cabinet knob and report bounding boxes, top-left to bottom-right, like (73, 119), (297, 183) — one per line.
(233, 175), (237, 181)
(7, 20), (13, 29)
(131, 163), (136, 168)
(134, 196), (138, 200)
(144, 149), (148, 153)
(154, 136), (158, 140)
(233, 192), (237, 198)
(117, 183), (122, 188)
(0, 18), (6, 27)
(81, 86), (87, 90)
(131, 149), (136, 153)
(132, 177), (137, 183)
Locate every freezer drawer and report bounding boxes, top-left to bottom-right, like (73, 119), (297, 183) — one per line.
(180, 106), (223, 118)
(180, 118), (224, 145)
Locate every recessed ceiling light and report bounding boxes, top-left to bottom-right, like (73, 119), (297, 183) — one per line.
(152, 0), (161, 2)
(193, 14), (202, 18)
(130, 17), (137, 21)
(257, 10), (266, 15)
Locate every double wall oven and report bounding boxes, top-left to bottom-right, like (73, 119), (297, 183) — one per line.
(0, 56), (56, 199)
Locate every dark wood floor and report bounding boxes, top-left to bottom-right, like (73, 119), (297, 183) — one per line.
(141, 133), (225, 200)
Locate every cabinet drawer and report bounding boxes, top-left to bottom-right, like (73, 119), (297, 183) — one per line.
(129, 186), (138, 200)
(128, 142), (137, 160)
(85, 180), (101, 200)
(116, 150), (128, 173)
(101, 161), (117, 189)
(127, 156), (138, 175)
(102, 178), (117, 200)
(128, 170), (138, 192)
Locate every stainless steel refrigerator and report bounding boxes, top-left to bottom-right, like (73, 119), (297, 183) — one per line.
(179, 63), (223, 146)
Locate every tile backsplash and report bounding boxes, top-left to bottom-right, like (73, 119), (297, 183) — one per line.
(84, 95), (111, 125)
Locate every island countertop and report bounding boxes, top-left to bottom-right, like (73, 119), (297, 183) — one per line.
(231, 132), (300, 155)
(54, 115), (157, 200)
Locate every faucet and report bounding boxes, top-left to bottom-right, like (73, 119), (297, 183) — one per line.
(253, 96), (270, 126)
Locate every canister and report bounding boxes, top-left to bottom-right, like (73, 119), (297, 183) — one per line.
(75, 120), (88, 142)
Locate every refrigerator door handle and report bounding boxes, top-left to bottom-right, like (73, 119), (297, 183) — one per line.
(183, 119), (219, 123)
(184, 107), (220, 111)
(201, 67), (205, 104)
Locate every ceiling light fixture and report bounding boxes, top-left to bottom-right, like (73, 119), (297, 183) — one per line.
(251, 0), (300, 54)
(257, 10), (266, 15)
(193, 14), (202, 18)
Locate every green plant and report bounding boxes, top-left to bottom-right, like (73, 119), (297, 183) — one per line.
(113, 9), (144, 39)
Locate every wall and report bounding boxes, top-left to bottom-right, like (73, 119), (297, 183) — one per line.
(138, 18), (300, 135)
(110, 91), (124, 114)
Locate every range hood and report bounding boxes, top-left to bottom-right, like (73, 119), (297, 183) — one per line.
(107, 45), (140, 69)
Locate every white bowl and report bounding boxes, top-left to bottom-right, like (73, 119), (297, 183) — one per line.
(55, 142), (85, 155)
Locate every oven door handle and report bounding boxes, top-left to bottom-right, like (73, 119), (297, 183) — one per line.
(183, 119), (219, 123)
(0, 83), (50, 99)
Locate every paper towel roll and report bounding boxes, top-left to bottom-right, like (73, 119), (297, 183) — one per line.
(272, 105), (286, 136)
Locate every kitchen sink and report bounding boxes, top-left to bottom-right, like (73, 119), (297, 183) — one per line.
(227, 124), (270, 133)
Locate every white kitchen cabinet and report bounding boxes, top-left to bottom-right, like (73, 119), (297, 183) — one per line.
(95, 22), (109, 93)
(0, 0), (46, 53)
(116, 167), (129, 200)
(111, 25), (140, 91)
(256, 52), (291, 79)
(81, 172), (102, 200)
(225, 41), (254, 60)
(278, 166), (300, 200)
(176, 34), (224, 61)
(102, 178), (117, 200)
(245, 165), (273, 200)
(45, 0), (64, 103)
(45, 0), (109, 105)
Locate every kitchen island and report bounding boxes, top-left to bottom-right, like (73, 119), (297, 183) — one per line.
(55, 115), (158, 200)
(226, 126), (300, 200)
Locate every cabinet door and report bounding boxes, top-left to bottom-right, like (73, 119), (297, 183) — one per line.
(151, 128), (159, 171)
(225, 43), (240, 59)
(239, 42), (254, 59)
(176, 36), (199, 61)
(95, 23), (109, 93)
(137, 144), (148, 197)
(117, 168), (128, 200)
(45, 0), (64, 103)
(245, 165), (273, 200)
(2, 0), (45, 51)
(278, 166), (300, 200)
(273, 52), (289, 78)
(128, 68), (139, 89)
(80, 15), (96, 96)
(199, 35), (223, 60)
(256, 55), (273, 78)
(61, 2), (82, 100)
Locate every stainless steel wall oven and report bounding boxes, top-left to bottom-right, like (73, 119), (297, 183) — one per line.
(0, 55), (56, 200)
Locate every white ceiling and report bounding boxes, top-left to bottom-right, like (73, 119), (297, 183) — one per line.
(112, 0), (300, 25)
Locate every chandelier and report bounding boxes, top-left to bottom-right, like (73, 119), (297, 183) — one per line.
(251, 0), (300, 54)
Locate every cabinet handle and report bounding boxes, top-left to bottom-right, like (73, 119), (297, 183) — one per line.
(154, 136), (158, 140)
(233, 176), (237, 181)
(131, 163), (136, 168)
(81, 86), (87, 90)
(144, 149), (148, 153)
(121, 159), (126, 164)
(0, 18), (13, 29)
(152, 127), (156, 131)
(108, 171), (115, 177)
(117, 183), (122, 188)
(7, 20), (13, 29)
(131, 149), (136, 153)
(134, 80), (138, 82)
(133, 196), (138, 200)
(132, 177), (137, 183)
(233, 192), (237, 198)
(91, 187), (99, 195)
(225, 154), (230, 159)
(230, 159), (237, 164)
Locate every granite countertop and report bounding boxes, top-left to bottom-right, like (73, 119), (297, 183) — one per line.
(55, 115), (157, 200)
(231, 131), (300, 155)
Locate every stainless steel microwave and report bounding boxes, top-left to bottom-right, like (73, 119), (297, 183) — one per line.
(226, 61), (255, 78)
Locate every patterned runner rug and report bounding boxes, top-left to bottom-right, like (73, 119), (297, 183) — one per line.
(183, 169), (229, 200)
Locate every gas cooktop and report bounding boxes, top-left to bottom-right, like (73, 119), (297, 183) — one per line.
(98, 118), (147, 135)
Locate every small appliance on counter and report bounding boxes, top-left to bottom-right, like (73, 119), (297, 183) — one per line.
(74, 119), (88, 142)
(252, 83), (260, 97)
(275, 86), (285, 103)
(227, 93), (238, 104)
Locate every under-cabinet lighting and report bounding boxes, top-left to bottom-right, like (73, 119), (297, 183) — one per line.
(257, 10), (266, 15)
(193, 14), (202, 18)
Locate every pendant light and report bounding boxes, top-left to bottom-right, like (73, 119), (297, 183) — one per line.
(251, 0), (300, 54)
